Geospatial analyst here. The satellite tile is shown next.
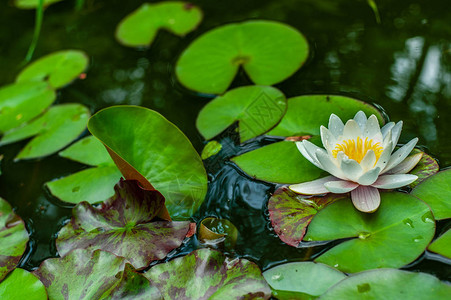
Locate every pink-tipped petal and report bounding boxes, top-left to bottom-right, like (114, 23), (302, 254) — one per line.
(340, 158), (363, 182)
(328, 114), (344, 136)
(351, 186), (381, 213)
(357, 167), (381, 185)
(387, 152), (423, 174)
(289, 176), (339, 195)
(371, 174), (418, 189)
(383, 138), (418, 173)
(324, 180), (359, 193)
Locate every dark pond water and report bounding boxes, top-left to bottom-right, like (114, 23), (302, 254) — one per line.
(0, 0), (450, 281)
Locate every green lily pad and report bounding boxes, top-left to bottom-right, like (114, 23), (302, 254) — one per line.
(56, 180), (190, 269)
(319, 269), (451, 299)
(0, 198), (29, 281)
(428, 229), (451, 259)
(0, 82), (56, 133)
(46, 136), (122, 204)
(176, 20), (309, 94)
(263, 262), (346, 299)
(411, 169), (451, 220)
(268, 187), (343, 247)
(116, 2), (203, 47)
(34, 249), (161, 299)
(197, 86), (286, 142)
(16, 50), (89, 89)
(267, 95), (384, 137)
(144, 248), (271, 299)
(409, 150), (439, 188)
(14, 0), (63, 9)
(0, 104), (90, 160)
(0, 268), (47, 300)
(88, 105), (208, 220)
(231, 139), (324, 184)
(201, 141), (222, 160)
(304, 192), (435, 273)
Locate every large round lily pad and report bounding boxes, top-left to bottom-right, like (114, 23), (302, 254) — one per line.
(56, 180), (190, 270)
(267, 95), (384, 137)
(176, 20), (309, 94)
(411, 169), (451, 220)
(304, 192), (435, 273)
(231, 139), (324, 184)
(197, 86), (286, 142)
(263, 262), (346, 300)
(0, 198), (29, 281)
(428, 229), (451, 259)
(144, 248), (271, 299)
(319, 269), (451, 299)
(0, 81), (56, 133)
(16, 50), (89, 88)
(46, 136), (122, 204)
(116, 2), (203, 47)
(0, 104), (90, 160)
(88, 105), (208, 220)
(0, 268), (47, 300)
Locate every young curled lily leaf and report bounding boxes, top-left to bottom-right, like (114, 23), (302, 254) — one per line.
(14, 0), (63, 9)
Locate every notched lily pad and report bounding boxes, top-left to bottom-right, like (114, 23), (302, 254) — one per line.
(176, 20), (309, 94)
(198, 217), (238, 250)
(197, 86), (286, 142)
(428, 229), (451, 259)
(0, 268), (47, 300)
(409, 150), (439, 188)
(116, 2), (203, 47)
(0, 198), (29, 281)
(268, 187), (343, 247)
(56, 180), (190, 269)
(144, 248), (271, 299)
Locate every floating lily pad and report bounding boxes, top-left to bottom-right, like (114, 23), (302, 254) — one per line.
(56, 180), (190, 270)
(409, 150), (439, 188)
(267, 95), (384, 137)
(304, 192), (435, 273)
(411, 169), (451, 220)
(201, 141), (222, 160)
(0, 268), (47, 300)
(34, 249), (161, 299)
(428, 229), (451, 259)
(14, 0), (63, 9)
(268, 187), (343, 247)
(0, 82), (56, 133)
(116, 2), (203, 47)
(197, 86), (286, 142)
(88, 106), (208, 220)
(320, 269), (451, 299)
(144, 248), (271, 299)
(46, 136), (122, 204)
(176, 20), (309, 94)
(0, 104), (90, 160)
(16, 50), (89, 89)
(198, 217), (238, 250)
(231, 139), (324, 184)
(263, 262), (346, 299)
(0, 198), (29, 281)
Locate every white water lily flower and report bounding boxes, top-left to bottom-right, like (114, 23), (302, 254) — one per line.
(289, 111), (422, 213)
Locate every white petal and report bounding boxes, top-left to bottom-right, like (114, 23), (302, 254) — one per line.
(343, 119), (362, 139)
(353, 111), (367, 131)
(357, 167), (381, 185)
(375, 140), (393, 170)
(363, 115), (381, 138)
(340, 158), (363, 182)
(383, 138), (418, 173)
(328, 114), (344, 136)
(360, 150), (376, 171)
(391, 121), (403, 146)
(387, 152), (423, 174)
(371, 174), (418, 189)
(324, 180), (359, 193)
(351, 186), (381, 213)
(296, 141), (322, 169)
(320, 126), (336, 154)
(289, 176), (339, 195)
(382, 130), (392, 149)
(381, 122), (395, 138)
(315, 150), (346, 180)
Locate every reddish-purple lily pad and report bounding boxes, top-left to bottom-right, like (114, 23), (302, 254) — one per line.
(144, 248), (271, 299)
(56, 180), (190, 270)
(268, 186), (343, 247)
(409, 150), (439, 188)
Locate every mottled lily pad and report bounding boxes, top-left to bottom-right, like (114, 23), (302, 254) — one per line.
(88, 105), (208, 220)
(267, 95), (384, 137)
(304, 192), (435, 273)
(320, 269), (451, 299)
(0, 104), (90, 160)
(46, 136), (122, 204)
(176, 20), (309, 94)
(409, 150), (439, 188)
(428, 229), (451, 259)
(231, 139), (324, 184)
(268, 187), (343, 247)
(14, 0), (63, 9)
(263, 262), (346, 299)
(198, 217), (238, 250)
(197, 86), (286, 142)
(411, 169), (451, 220)
(144, 248), (271, 299)
(34, 249), (161, 299)
(0, 198), (29, 281)
(56, 180), (190, 269)
(17, 50), (88, 88)
(116, 2), (203, 47)
(0, 268), (47, 300)
(0, 81), (56, 133)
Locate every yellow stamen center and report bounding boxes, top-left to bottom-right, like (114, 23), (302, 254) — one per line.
(332, 137), (383, 163)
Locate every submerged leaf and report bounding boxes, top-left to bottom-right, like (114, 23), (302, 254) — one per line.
(0, 268), (47, 300)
